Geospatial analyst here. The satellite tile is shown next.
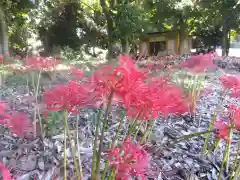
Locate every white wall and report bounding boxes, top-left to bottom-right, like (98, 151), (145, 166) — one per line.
(167, 39), (175, 55)
(139, 41), (148, 56)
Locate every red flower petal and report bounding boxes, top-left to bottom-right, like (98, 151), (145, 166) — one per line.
(7, 112), (33, 137)
(220, 74), (240, 89)
(106, 137), (150, 179)
(0, 162), (13, 180)
(215, 120), (229, 140)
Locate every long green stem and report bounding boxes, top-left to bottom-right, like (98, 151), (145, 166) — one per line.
(127, 112), (141, 136)
(225, 126), (233, 172)
(202, 114), (216, 154)
(218, 126), (232, 180)
(95, 90), (114, 179)
(111, 111), (125, 149)
(64, 124), (67, 180)
(101, 161), (109, 180)
(31, 72), (36, 92)
(230, 143), (240, 180)
(76, 114), (83, 179)
(233, 161), (240, 180)
(146, 119), (156, 141)
(34, 70), (43, 139)
(212, 139), (220, 154)
(202, 90), (228, 154)
(140, 120), (155, 144)
(91, 106), (103, 179)
(173, 131), (211, 145)
(107, 169), (115, 180)
(218, 140), (230, 180)
(64, 111), (80, 179)
(133, 120), (145, 141)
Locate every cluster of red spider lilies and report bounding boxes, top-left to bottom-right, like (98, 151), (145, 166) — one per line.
(0, 53), (239, 179)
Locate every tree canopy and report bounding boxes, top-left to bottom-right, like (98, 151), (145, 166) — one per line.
(0, 0), (240, 58)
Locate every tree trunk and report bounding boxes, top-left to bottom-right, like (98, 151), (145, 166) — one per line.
(0, 5), (9, 58)
(179, 31), (185, 55)
(178, 16), (186, 55)
(222, 23), (228, 56)
(222, 13), (231, 56)
(121, 36), (129, 53)
(100, 0), (115, 60)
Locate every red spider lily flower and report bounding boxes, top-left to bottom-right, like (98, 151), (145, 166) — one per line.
(6, 112), (33, 137)
(90, 55), (147, 101)
(0, 162), (13, 180)
(43, 81), (93, 113)
(0, 102), (6, 113)
(124, 78), (189, 120)
(179, 54), (216, 73)
(24, 56), (59, 71)
(232, 88), (240, 98)
(106, 137), (150, 180)
(0, 102), (10, 123)
(228, 105), (240, 130)
(220, 74), (240, 98)
(69, 66), (84, 79)
(214, 120), (229, 140)
(220, 74), (240, 89)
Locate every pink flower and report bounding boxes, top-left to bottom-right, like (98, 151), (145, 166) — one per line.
(215, 120), (229, 140)
(0, 162), (13, 180)
(24, 56), (59, 71)
(228, 105), (240, 130)
(220, 74), (240, 98)
(91, 54), (147, 99)
(220, 74), (240, 89)
(7, 112), (33, 137)
(0, 102), (6, 113)
(43, 81), (93, 113)
(179, 54), (216, 73)
(0, 102), (10, 123)
(124, 78), (189, 120)
(106, 137), (150, 180)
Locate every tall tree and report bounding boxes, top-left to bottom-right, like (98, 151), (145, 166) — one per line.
(199, 0), (240, 56)
(0, 4), (8, 57)
(0, 0), (34, 58)
(99, 0), (151, 58)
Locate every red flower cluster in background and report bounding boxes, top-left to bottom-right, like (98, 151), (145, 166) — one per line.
(124, 78), (188, 120)
(43, 55), (188, 121)
(220, 74), (240, 98)
(43, 81), (94, 113)
(106, 137), (150, 180)
(91, 55), (147, 97)
(229, 105), (240, 130)
(178, 54), (217, 73)
(214, 105), (240, 141)
(0, 102), (33, 137)
(24, 56), (59, 71)
(0, 162), (13, 180)
(214, 120), (229, 140)
(85, 55), (188, 120)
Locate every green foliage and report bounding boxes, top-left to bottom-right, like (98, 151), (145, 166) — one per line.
(38, 2), (81, 51)
(45, 111), (63, 136)
(112, 2), (150, 41)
